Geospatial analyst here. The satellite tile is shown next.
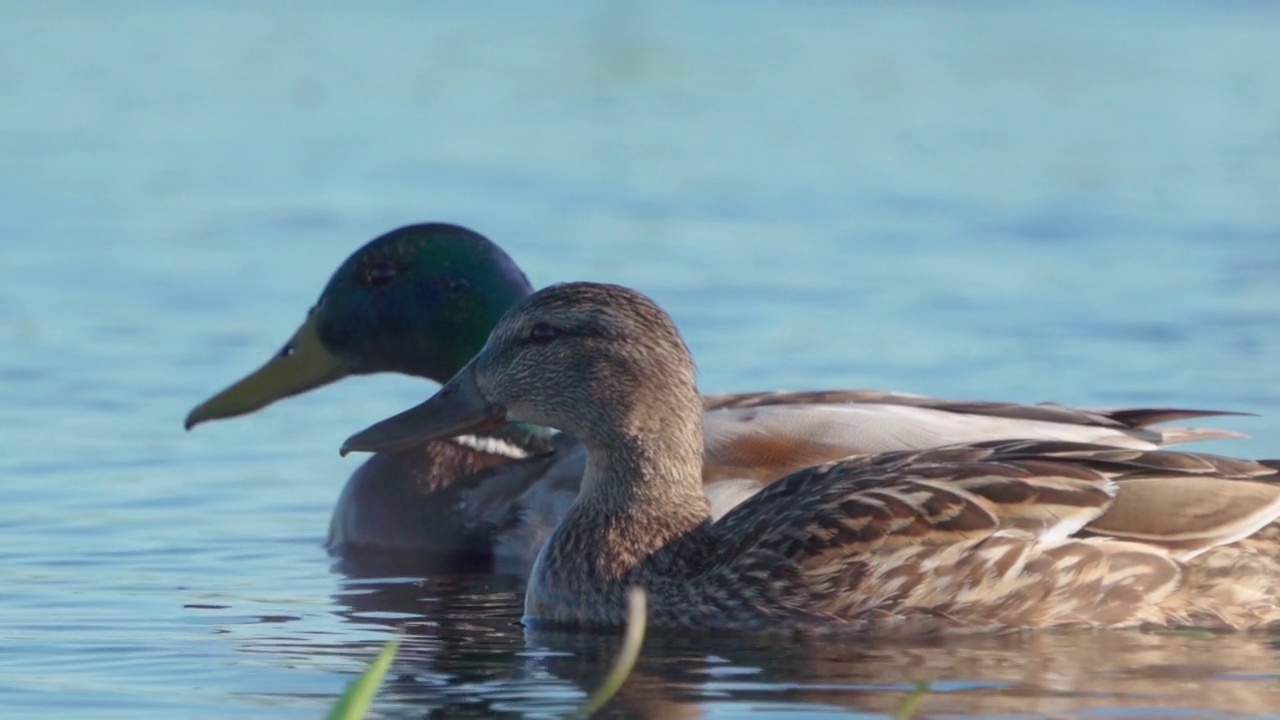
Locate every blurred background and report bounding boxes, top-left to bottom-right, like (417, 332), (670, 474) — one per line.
(2, 2), (1279, 718)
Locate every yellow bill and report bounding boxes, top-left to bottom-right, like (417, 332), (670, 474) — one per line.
(185, 309), (351, 429)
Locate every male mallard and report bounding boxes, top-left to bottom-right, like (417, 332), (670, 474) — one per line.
(185, 224), (1242, 566)
(342, 282), (1280, 632)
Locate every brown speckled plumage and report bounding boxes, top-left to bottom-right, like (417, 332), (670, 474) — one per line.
(345, 282), (1280, 633)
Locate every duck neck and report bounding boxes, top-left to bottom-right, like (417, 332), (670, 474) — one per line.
(525, 399), (714, 626)
(567, 393), (713, 571)
(581, 426), (707, 517)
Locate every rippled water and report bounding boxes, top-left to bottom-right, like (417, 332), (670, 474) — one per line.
(3, 2), (1280, 718)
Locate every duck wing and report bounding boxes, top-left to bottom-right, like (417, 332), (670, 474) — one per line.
(699, 391), (1248, 492)
(695, 440), (1280, 631)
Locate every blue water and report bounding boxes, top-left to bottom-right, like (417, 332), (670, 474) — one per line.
(3, 1), (1280, 717)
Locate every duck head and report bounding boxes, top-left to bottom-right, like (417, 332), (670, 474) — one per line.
(185, 223), (532, 429)
(340, 282), (701, 457)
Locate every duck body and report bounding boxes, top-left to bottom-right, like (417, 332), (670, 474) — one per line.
(331, 390), (1245, 569)
(343, 282), (1280, 633)
(185, 223), (1246, 570)
(527, 439), (1280, 633)
(328, 426), (568, 558)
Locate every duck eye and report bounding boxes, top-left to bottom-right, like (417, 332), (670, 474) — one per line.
(528, 322), (559, 345)
(364, 261), (398, 287)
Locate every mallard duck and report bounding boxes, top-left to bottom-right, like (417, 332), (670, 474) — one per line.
(341, 282), (1280, 632)
(185, 224), (1244, 567)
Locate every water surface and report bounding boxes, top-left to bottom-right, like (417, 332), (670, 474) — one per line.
(3, 2), (1280, 718)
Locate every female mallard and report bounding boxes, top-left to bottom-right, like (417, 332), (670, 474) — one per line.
(341, 282), (1280, 632)
(185, 224), (1243, 566)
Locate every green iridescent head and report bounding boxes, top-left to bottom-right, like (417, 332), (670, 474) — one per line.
(185, 223), (533, 429)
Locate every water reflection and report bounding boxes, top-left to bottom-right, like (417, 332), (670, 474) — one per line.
(311, 566), (1280, 718)
(528, 628), (1280, 718)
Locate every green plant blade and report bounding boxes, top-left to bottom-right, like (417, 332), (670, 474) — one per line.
(892, 680), (930, 720)
(569, 587), (647, 719)
(325, 638), (401, 720)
